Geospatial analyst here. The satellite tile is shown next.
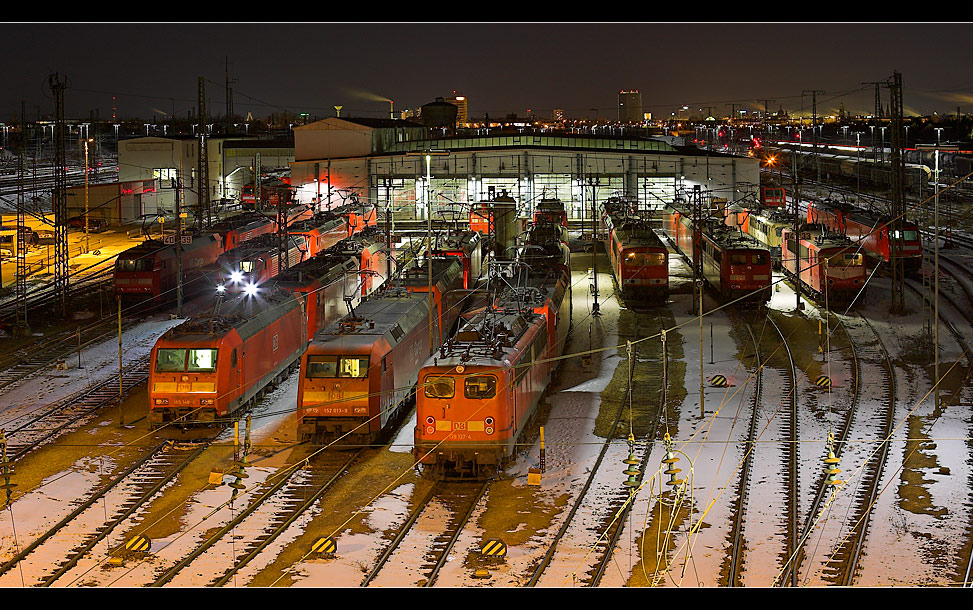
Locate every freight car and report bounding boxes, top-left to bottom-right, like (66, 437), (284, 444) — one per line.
(148, 288), (307, 427)
(296, 291), (435, 445)
(781, 223), (867, 307)
(665, 204), (772, 305)
(806, 199), (922, 276)
(603, 204), (668, 306)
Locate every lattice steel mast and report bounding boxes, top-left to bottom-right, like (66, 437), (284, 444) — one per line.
(50, 73), (69, 317)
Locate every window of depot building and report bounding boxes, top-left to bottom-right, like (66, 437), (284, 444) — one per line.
(464, 375), (497, 399)
(155, 348), (186, 372)
(188, 349), (218, 372)
(424, 375), (455, 399)
(153, 168), (176, 184)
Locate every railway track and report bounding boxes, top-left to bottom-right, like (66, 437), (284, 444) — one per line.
(148, 449), (362, 587)
(763, 313), (799, 588)
(361, 479), (489, 587)
(723, 321), (763, 586)
(0, 355), (150, 461)
(0, 442), (205, 587)
(525, 311), (665, 587)
(811, 314), (897, 586)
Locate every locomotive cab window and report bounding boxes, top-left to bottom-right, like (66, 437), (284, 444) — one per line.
(187, 349), (218, 372)
(465, 375), (497, 399)
(424, 375), (455, 399)
(339, 356), (369, 378)
(306, 355), (338, 378)
(731, 253), (748, 265)
(751, 253), (768, 265)
(155, 348), (186, 372)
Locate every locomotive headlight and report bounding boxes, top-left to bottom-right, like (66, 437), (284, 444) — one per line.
(230, 271), (243, 284)
(243, 283), (259, 297)
(485, 416), (495, 426)
(216, 284), (226, 294)
(485, 426), (494, 435)
(154, 398), (169, 405)
(200, 398), (215, 405)
(425, 425), (435, 435)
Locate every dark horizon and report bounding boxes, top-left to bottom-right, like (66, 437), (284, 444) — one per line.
(4, 22), (973, 122)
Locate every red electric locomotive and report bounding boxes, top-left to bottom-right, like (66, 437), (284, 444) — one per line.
(206, 212), (278, 252)
(394, 255), (468, 340)
(781, 224), (867, 307)
(533, 197), (568, 228)
(414, 307), (555, 478)
(665, 204), (772, 305)
(286, 210), (353, 257)
(148, 288), (307, 427)
(297, 291), (436, 445)
(114, 234), (223, 303)
(431, 229), (483, 289)
(216, 233), (310, 294)
(340, 199), (378, 237)
(602, 206), (668, 306)
(807, 199), (922, 276)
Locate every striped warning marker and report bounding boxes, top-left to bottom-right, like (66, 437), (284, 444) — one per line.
(312, 537), (337, 556)
(481, 539), (507, 557)
(710, 375), (728, 388)
(815, 375), (832, 389)
(125, 535), (151, 553)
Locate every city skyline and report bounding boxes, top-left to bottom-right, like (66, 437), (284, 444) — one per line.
(3, 22), (972, 122)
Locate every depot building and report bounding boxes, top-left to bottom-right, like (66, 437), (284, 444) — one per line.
(289, 117), (760, 221)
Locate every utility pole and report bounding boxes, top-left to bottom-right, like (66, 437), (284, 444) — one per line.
(792, 145), (803, 312)
(16, 101), (28, 335)
(197, 76), (211, 228)
(176, 166), (184, 318)
(225, 57), (236, 136)
(803, 90), (825, 183)
(887, 72), (905, 315)
(691, 185), (703, 316)
(50, 73), (69, 317)
(590, 175), (600, 316)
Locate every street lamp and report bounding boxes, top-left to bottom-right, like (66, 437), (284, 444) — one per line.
(84, 137), (94, 254)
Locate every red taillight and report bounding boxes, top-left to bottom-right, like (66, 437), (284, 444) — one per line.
(425, 416), (435, 425)
(485, 417), (494, 426)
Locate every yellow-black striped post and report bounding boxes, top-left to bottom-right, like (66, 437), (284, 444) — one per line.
(312, 537), (337, 556)
(481, 539), (507, 558)
(816, 375), (832, 390)
(710, 374), (728, 388)
(125, 535), (151, 554)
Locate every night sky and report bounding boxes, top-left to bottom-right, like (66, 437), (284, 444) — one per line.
(4, 22), (973, 122)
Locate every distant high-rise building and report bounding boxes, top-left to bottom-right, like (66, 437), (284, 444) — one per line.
(553, 108), (564, 122)
(445, 93), (468, 126)
(618, 90), (642, 123)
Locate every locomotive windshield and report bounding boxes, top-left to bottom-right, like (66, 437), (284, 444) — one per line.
(424, 375), (455, 399)
(465, 375), (496, 399)
(750, 253), (768, 265)
(305, 355), (369, 378)
(187, 348), (218, 372)
(623, 252), (665, 267)
(155, 348), (187, 372)
(117, 258), (154, 272)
